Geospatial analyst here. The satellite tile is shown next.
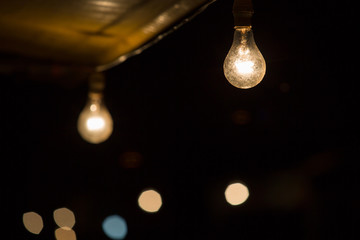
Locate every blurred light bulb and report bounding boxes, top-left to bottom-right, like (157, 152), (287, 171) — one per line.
(138, 189), (162, 213)
(77, 92), (113, 144)
(23, 212), (43, 234)
(225, 182), (249, 205)
(223, 27), (266, 89)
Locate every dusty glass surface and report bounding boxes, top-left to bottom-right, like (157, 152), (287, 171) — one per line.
(223, 27), (266, 89)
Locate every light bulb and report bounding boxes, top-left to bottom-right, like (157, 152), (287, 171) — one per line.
(223, 26), (266, 89)
(77, 92), (113, 144)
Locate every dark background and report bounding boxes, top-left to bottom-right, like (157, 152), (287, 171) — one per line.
(2, 0), (358, 239)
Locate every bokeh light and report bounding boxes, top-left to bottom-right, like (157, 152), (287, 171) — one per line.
(53, 207), (76, 230)
(231, 109), (251, 125)
(102, 215), (128, 240)
(119, 151), (143, 169)
(225, 182), (249, 206)
(55, 228), (77, 240)
(23, 211), (43, 234)
(138, 189), (162, 213)
(279, 82), (290, 93)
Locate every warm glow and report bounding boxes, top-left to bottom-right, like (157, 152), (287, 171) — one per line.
(235, 60), (254, 74)
(90, 104), (97, 112)
(90, 1), (120, 8)
(138, 189), (162, 213)
(77, 95), (113, 144)
(225, 182), (249, 205)
(23, 212), (43, 234)
(223, 27), (266, 89)
(86, 117), (105, 131)
(53, 207), (75, 230)
(55, 228), (77, 240)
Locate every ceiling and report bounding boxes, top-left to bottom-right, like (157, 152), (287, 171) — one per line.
(0, 0), (213, 70)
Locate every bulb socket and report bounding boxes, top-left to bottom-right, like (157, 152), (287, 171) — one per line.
(88, 72), (105, 93)
(233, 0), (254, 27)
(88, 92), (103, 100)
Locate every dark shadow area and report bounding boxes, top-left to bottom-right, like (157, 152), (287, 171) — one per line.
(1, 0), (357, 239)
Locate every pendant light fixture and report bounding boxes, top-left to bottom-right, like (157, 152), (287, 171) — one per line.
(223, 0), (266, 89)
(77, 72), (113, 144)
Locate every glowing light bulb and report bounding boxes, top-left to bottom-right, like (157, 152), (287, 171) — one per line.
(223, 26), (266, 89)
(77, 92), (113, 144)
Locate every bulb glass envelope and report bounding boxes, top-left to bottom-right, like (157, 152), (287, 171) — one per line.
(223, 27), (266, 89)
(0, 0), (214, 70)
(77, 93), (113, 144)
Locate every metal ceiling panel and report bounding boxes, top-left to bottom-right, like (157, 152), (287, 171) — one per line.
(0, 0), (214, 69)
